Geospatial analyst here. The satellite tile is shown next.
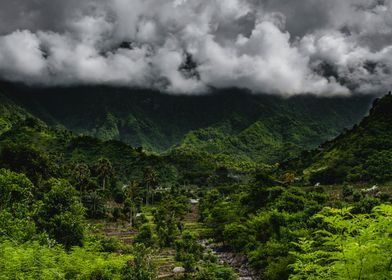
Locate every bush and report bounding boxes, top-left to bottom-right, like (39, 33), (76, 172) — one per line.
(352, 190), (362, 202)
(121, 244), (157, 280)
(276, 188), (306, 213)
(223, 223), (253, 252)
(195, 264), (237, 280)
(342, 185), (354, 199)
(0, 241), (129, 280)
(175, 231), (203, 272)
(352, 196), (381, 214)
(134, 225), (155, 247)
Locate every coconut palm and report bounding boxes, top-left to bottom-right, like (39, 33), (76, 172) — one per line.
(143, 167), (158, 205)
(95, 158), (114, 191)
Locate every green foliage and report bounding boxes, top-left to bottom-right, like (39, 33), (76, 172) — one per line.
(0, 168), (34, 211)
(342, 184), (354, 199)
(0, 169), (38, 243)
(276, 188), (306, 213)
(223, 222), (253, 252)
(0, 143), (56, 184)
(194, 263), (237, 280)
(203, 200), (242, 242)
(153, 194), (189, 247)
(38, 179), (85, 249)
(175, 231), (203, 272)
(134, 225), (155, 248)
(2, 87), (371, 166)
(0, 241), (129, 280)
(82, 191), (106, 219)
(290, 205), (392, 280)
(121, 244), (157, 280)
(296, 94), (392, 184)
(352, 196), (381, 214)
(95, 158), (114, 191)
(1, 89), (391, 280)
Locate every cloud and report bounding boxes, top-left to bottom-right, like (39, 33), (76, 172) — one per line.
(0, 0), (391, 96)
(0, 30), (46, 81)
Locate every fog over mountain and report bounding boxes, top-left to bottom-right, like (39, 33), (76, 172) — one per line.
(0, 0), (391, 95)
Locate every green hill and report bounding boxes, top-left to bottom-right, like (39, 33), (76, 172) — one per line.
(285, 92), (392, 184)
(0, 93), (32, 135)
(1, 83), (373, 164)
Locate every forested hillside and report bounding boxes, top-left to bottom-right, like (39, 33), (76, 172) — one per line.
(284, 92), (392, 185)
(1, 83), (372, 164)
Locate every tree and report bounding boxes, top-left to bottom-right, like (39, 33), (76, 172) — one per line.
(143, 167), (158, 205)
(124, 198), (136, 227)
(72, 163), (91, 194)
(95, 158), (114, 191)
(134, 225), (155, 248)
(0, 168), (34, 211)
(175, 231), (203, 272)
(0, 143), (55, 184)
(121, 244), (157, 280)
(82, 191), (106, 219)
(0, 169), (36, 243)
(123, 181), (139, 226)
(223, 223), (252, 252)
(39, 179), (85, 249)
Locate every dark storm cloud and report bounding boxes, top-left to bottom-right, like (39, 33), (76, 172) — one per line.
(0, 0), (391, 95)
(0, 0), (96, 33)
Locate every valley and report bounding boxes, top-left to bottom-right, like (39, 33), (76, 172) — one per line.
(0, 88), (391, 280)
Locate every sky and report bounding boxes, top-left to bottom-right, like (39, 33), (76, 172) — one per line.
(0, 0), (391, 96)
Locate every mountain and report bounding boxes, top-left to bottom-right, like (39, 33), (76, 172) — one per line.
(0, 82), (373, 164)
(285, 92), (392, 184)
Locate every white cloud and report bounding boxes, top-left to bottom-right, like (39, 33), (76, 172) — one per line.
(0, 30), (46, 81)
(0, 0), (390, 96)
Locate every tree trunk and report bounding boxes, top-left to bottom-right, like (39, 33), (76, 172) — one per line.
(129, 208), (133, 227)
(146, 184), (150, 205)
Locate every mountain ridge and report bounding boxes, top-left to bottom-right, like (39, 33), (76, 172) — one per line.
(0, 82), (374, 164)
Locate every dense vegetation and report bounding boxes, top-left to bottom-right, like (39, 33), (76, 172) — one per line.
(284, 93), (392, 185)
(1, 83), (372, 164)
(198, 171), (391, 279)
(0, 89), (391, 280)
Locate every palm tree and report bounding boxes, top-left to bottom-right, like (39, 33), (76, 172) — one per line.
(86, 191), (104, 219)
(122, 181), (139, 226)
(143, 167), (158, 205)
(72, 163), (90, 194)
(95, 158), (114, 191)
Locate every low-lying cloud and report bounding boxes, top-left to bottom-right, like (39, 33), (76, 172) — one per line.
(0, 0), (391, 96)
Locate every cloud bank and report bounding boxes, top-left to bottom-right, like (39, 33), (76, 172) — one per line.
(0, 0), (391, 95)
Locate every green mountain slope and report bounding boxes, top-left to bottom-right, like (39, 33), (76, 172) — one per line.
(0, 93), (32, 135)
(285, 92), (392, 184)
(1, 83), (373, 164)
(0, 95), (230, 187)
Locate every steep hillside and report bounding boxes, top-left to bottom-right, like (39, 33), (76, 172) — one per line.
(0, 96), (235, 187)
(1, 82), (373, 164)
(286, 92), (392, 184)
(0, 92), (31, 135)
